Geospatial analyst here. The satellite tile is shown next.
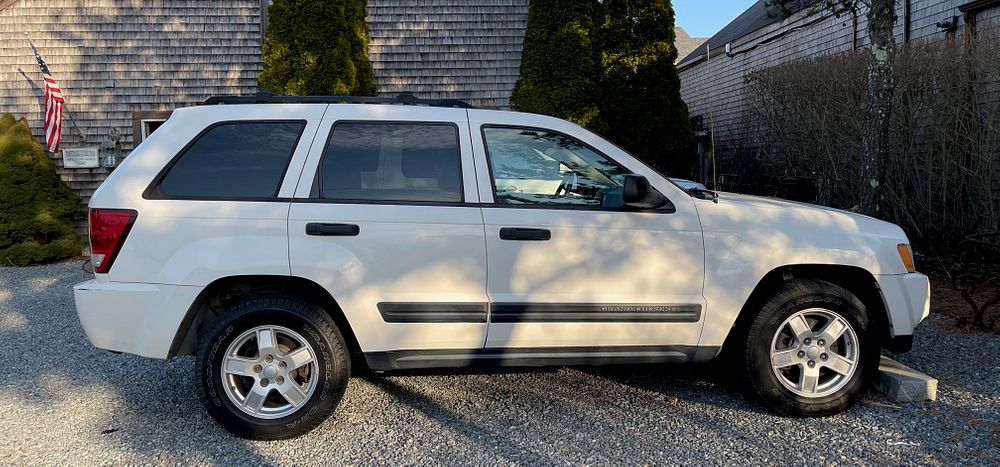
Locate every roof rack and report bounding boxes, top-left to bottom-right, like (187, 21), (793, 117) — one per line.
(201, 91), (474, 109)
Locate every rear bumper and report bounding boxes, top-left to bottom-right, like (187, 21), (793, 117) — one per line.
(875, 273), (930, 343)
(73, 279), (202, 359)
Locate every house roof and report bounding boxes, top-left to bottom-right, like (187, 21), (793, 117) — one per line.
(677, 0), (813, 67)
(0, 0), (20, 11)
(674, 28), (708, 64)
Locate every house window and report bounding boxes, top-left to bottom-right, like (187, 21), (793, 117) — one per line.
(141, 119), (166, 140)
(131, 110), (173, 145)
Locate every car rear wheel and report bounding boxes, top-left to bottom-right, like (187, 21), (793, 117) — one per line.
(744, 279), (880, 416)
(197, 295), (350, 439)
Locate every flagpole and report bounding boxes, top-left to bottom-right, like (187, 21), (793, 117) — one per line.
(23, 32), (86, 145)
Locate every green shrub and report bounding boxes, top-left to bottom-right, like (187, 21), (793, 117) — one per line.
(259, 0), (377, 96)
(511, 0), (695, 176)
(510, 0), (600, 126)
(594, 0), (695, 177)
(0, 113), (84, 266)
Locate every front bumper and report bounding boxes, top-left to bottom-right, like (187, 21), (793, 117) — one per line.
(875, 272), (930, 342)
(73, 279), (202, 359)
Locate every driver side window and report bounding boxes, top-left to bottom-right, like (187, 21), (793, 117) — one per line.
(482, 127), (631, 208)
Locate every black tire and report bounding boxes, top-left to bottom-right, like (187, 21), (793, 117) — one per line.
(197, 295), (350, 440)
(744, 279), (880, 417)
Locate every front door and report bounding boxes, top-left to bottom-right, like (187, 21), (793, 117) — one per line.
(288, 105), (489, 353)
(469, 113), (706, 351)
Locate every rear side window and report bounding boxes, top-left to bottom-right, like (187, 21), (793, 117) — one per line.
(148, 121), (305, 199)
(318, 122), (462, 203)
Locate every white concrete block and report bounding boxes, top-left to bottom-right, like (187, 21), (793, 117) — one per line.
(877, 356), (938, 402)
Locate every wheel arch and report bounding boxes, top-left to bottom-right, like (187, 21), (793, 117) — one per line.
(722, 264), (893, 355)
(168, 275), (363, 363)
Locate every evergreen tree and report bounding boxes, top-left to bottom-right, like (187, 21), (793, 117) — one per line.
(259, 0), (377, 96)
(594, 0), (695, 177)
(511, 0), (695, 176)
(0, 114), (83, 266)
(510, 0), (600, 126)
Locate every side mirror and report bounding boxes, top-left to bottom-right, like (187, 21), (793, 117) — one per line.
(622, 174), (670, 210)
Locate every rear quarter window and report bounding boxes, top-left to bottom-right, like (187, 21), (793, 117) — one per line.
(146, 121), (306, 199)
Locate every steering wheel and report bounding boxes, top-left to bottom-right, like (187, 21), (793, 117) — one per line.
(555, 171), (578, 196)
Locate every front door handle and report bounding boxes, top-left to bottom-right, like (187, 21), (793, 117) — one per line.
(306, 223), (360, 236)
(499, 227), (551, 241)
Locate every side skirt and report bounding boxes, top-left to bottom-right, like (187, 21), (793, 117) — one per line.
(363, 345), (721, 371)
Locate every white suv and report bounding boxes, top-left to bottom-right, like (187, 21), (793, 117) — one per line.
(74, 94), (930, 439)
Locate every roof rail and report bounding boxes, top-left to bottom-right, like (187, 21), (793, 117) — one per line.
(201, 91), (474, 109)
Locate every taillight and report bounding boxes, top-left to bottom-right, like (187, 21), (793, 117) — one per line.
(89, 209), (137, 274)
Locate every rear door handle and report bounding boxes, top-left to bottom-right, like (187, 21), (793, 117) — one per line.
(499, 227), (551, 241)
(306, 223), (360, 236)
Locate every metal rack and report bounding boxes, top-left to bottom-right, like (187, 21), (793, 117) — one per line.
(201, 91), (474, 109)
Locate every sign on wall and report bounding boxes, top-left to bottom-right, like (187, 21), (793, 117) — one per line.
(61, 147), (100, 168)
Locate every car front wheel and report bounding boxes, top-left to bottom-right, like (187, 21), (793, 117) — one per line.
(744, 279), (880, 416)
(197, 295), (350, 439)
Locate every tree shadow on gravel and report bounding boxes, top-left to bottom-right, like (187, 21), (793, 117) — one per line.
(0, 262), (268, 464)
(358, 362), (792, 463)
(572, 361), (773, 411)
(375, 354), (766, 413)
(359, 374), (562, 465)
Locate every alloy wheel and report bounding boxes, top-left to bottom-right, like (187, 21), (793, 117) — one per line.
(220, 325), (318, 419)
(769, 308), (860, 398)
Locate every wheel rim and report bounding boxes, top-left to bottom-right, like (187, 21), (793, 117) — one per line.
(769, 308), (860, 398)
(220, 325), (319, 419)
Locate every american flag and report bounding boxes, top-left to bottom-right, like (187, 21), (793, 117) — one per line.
(30, 39), (64, 153)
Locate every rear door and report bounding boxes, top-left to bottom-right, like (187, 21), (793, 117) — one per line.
(288, 105), (489, 353)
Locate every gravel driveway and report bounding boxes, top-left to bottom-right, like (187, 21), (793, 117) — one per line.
(1, 261), (997, 465)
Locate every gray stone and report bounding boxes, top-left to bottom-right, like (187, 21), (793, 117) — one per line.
(877, 355), (938, 402)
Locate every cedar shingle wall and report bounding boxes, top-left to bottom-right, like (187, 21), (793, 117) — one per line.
(0, 0), (533, 208)
(679, 0), (1000, 180)
(980, 4), (1000, 29)
(366, 0), (529, 109)
(0, 0), (263, 205)
(679, 9), (855, 165)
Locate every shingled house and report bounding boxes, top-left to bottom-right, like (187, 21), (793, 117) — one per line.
(0, 0), (530, 206)
(677, 0), (1000, 190)
(1, 0), (264, 205)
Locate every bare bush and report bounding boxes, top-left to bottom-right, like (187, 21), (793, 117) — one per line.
(746, 32), (1000, 251)
(953, 234), (1000, 329)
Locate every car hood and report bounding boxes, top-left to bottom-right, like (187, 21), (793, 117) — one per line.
(717, 192), (861, 217)
(706, 191), (908, 240)
(692, 191), (912, 275)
